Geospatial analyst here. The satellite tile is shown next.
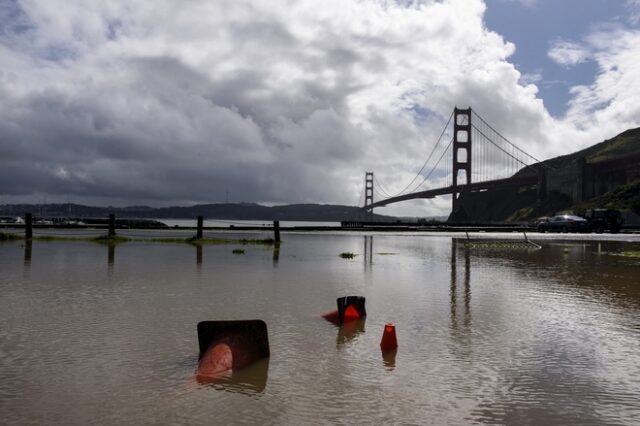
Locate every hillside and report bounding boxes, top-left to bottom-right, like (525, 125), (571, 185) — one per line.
(457, 127), (640, 222)
(542, 127), (640, 167)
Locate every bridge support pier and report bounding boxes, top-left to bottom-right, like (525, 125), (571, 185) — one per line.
(364, 172), (374, 221)
(452, 107), (472, 218)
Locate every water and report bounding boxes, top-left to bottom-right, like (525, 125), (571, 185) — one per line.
(1, 233), (639, 425)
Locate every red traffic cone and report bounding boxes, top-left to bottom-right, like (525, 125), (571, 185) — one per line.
(380, 323), (398, 351)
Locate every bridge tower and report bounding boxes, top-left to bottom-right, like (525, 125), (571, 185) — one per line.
(364, 171), (374, 221)
(452, 107), (472, 214)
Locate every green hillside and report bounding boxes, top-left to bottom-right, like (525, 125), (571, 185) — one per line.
(575, 180), (640, 215)
(543, 127), (640, 167)
(460, 127), (640, 222)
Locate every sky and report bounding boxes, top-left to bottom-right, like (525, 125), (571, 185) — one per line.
(1, 0), (639, 217)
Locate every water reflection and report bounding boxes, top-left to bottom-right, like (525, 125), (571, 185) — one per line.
(450, 239), (471, 332)
(272, 242), (280, 266)
(107, 243), (115, 269)
(336, 319), (366, 345)
(2, 235), (639, 425)
(22, 240), (32, 280)
(23, 240), (32, 266)
(382, 348), (397, 370)
(197, 358), (269, 395)
(464, 239), (640, 308)
(364, 235), (373, 270)
(196, 244), (202, 268)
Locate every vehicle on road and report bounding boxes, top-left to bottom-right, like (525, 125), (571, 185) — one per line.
(537, 214), (592, 233)
(583, 209), (623, 233)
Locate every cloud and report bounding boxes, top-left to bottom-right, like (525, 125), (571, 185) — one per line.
(519, 72), (542, 86)
(547, 40), (590, 68)
(627, 0), (640, 24)
(563, 28), (640, 133)
(493, 0), (538, 7)
(0, 0), (639, 218)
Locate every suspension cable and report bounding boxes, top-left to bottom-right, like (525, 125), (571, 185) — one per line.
(353, 177), (365, 207)
(471, 110), (553, 169)
(410, 137), (455, 192)
(375, 111), (454, 198)
(471, 124), (532, 170)
(373, 175), (394, 198)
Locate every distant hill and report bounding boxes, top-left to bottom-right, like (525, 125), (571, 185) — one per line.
(0, 202), (399, 222)
(4, 129), (637, 225)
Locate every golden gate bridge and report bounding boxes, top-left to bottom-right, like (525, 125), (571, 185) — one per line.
(359, 107), (554, 219)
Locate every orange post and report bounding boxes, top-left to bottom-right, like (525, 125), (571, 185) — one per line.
(380, 323), (398, 351)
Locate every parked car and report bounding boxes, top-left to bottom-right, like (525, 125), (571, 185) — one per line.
(537, 214), (592, 233)
(583, 209), (623, 233)
(534, 216), (550, 228)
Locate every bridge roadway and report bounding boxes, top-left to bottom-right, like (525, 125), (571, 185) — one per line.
(367, 174), (538, 209)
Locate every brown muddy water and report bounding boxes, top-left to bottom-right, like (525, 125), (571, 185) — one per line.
(1, 233), (639, 425)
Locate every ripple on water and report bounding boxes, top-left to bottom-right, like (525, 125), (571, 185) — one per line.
(1, 237), (640, 425)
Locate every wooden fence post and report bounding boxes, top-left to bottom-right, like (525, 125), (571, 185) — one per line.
(25, 213), (32, 239)
(273, 220), (280, 243)
(197, 216), (204, 239)
(108, 214), (116, 237)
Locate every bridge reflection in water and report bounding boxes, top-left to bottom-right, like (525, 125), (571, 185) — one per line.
(450, 239), (471, 332)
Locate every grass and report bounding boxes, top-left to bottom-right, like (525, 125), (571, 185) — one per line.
(507, 206), (534, 222)
(339, 252), (356, 259)
(91, 235), (131, 244)
(232, 249), (245, 255)
(588, 129), (640, 163)
(0, 231), (278, 247)
(575, 179), (640, 215)
(615, 251), (640, 258)
(0, 232), (21, 241)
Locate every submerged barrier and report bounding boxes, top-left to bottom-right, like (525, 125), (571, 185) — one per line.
(196, 320), (270, 381)
(460, 231), (542, 249)
(322, 296), (367, 325)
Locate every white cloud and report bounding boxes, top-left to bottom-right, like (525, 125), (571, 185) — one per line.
(547, 40), (590, 68)
(563, 29), (640, 134)
(494, 0), (537, 7)
(519, 72), (542, 86)
(0, 0), (639, 218)
(627, 0), (640, 24)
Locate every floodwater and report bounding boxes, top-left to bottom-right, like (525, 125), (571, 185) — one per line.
(1, 232), (639, 425)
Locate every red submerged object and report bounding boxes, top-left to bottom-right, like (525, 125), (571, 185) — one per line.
(196, 320), (270, 382)
(380, 323), (398, 351)
(321, 296), (367, 325)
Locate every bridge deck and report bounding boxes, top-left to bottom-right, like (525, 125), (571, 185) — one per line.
(367, 174), (538, 209)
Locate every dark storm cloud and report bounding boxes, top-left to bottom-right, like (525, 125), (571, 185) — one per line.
(0, 46), (362, 204)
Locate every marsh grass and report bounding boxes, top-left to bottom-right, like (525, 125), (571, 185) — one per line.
(610, 251), (640, 258)
(91, 235), (131, 244)
(232, 249), (245, 255)
(0, 232), (277, 247)
(188, 237), (275, 246)
(0, 232), (21, 241)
